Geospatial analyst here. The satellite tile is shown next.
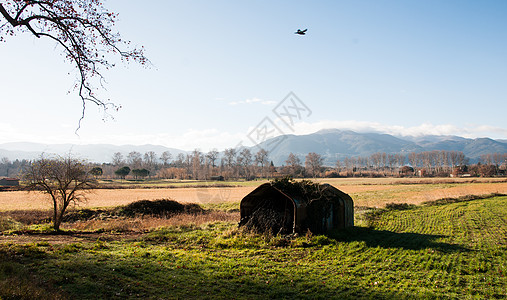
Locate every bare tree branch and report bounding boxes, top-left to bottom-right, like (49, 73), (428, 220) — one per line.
(0, 0), (148, 125)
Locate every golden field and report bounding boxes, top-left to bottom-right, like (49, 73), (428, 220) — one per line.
(0, 177), (506, 211)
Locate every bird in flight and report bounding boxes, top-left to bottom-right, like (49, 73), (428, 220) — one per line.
(295, 29), (307, 35)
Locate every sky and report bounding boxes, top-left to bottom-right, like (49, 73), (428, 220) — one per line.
(0, 0), (506, 151)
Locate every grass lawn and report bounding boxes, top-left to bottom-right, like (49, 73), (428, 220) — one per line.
(0, 195), (506, 299)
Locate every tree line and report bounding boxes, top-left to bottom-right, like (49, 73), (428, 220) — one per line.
(0, 150), (506, 180)
(100, 149), (507, 180)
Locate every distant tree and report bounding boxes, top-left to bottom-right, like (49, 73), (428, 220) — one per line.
(395, 154), (406, 168)
(89, 167), (103, 178)
(205, 149), (219, 178)
(126, 151), (142, 169)
(285, 153), (302, 177)
(112, 152), (124, 166)
(131, 168), (149, 179)
(115, 166), (130, 179)
(157, 167), (186, 180)
(190, 149), (203, 179)
(408, 152), (418, 169)
(206, 149), (219, 168)
(224, 148), (238, 178)
(305, 152), (323, 178)
(254, 149), (269, 178)
(224, 148), (237, 168)
(0, 157), (11, 177)
(160, 151), (173, 166)
(335, 159), (342, 173)
(174, 153), (185, 168)
(238, 148), (252, 179)
(143, 151), (157, 173)
(0, 0), (147, 119)
(22, 155), (97, 231)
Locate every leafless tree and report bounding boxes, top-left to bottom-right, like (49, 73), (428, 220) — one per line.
(0, 0), (148, 123)
(160, 151), (172, 166)
(223, 148), (237, 179)
(408, 152), (418, 170)
(205, 149), (219, 177)
(22, 155), (97, 231)
(395, 154), (406, 168)
(143, 151), (157, 174)
(173, 153), (185, 168)
(254, 149), (269, 178)
(305, 152), (323, 178)
(191, 149), (203, 179)
(335, 159), (342, 173)
(126, 151), (142, 169)
(238, 148), (252, 179)
(111, 152), (124, 166)
(285, 153), (302, 177)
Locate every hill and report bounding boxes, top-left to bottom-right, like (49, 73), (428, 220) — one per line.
(256, 129), (507, 165)
(0, 142), (186, 163)
(1, 129), (506, 165)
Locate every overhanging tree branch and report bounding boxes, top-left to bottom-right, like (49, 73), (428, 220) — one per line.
(0, 0), (148, 125)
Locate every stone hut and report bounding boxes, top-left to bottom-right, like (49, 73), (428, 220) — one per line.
(239, 179), (353, 234)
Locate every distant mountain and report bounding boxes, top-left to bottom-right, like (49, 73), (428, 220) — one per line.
(255, 129), (507, 165)
(1, 129), (506, 165)
(0, 142), (186, 163)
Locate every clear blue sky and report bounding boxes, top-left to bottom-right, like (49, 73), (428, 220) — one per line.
(1, 0), (506, 151)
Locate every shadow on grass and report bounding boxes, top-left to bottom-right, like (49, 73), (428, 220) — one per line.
(330, 226), (469, 252)
(0, 250), (420, 300)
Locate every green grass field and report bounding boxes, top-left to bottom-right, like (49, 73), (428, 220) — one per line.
(0, 196), (505, 299)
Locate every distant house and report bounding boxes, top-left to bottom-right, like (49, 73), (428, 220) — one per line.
(0, 178), (20, 187)
(239, 180), (354, 234)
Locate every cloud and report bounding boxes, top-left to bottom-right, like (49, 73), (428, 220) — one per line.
(288, 120), (507, 139)
(1, 120), (505, 153)
(228, 98), (277, 106)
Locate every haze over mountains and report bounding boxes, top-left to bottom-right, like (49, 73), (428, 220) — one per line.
(1, 129), (506, 166)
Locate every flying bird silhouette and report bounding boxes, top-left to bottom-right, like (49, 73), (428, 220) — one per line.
(295, 29), (307, 35)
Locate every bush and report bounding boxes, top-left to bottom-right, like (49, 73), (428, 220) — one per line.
(385, 203), (416, 210)
(119, 199), (203, 217)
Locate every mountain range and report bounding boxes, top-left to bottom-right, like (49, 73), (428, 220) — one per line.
(255, 129), (507, 165)
(1, 129), (506, 166)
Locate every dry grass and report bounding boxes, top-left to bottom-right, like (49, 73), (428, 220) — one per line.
(1, 178), (506, 212)
(60, 211), (240, 232)
(0, 187), (256, 211)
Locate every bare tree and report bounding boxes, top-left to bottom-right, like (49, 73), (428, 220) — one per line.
(191, 149), (203, 179)
(223, 148), (237, 179)
(238, 148), (252, 179)
(285, 153), (302, 177)
(0, 0), (148, 122)
(305, 152), (323, 178)
(335, 159), (342, 173)
(254, 149), (269, 178)
(206, 149), (219, 177)
(143, 151), (158, 174)
(126, 151), (142, 169)
(206, 149), (219, 168)
(160, 151), (172, 166)
(22, 155), (97, 231)
(111, 152), (124, 166)
(174, 153), (185, 168)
